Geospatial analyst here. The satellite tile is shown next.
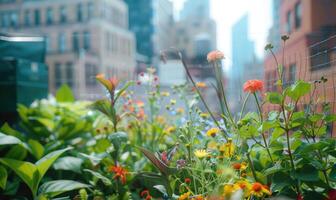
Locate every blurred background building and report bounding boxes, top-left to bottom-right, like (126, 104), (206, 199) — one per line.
(228, 14), (257, 113)
(264, 0), (336, 136)
(0, 0), (136, 99)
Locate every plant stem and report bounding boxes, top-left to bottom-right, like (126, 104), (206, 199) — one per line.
(247, 152), (258, 182)
(178, 52), (229, 140)
(239, 93), (250, 121)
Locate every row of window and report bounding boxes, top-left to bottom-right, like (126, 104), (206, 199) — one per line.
(265, 64), (296, 91)
(54, 62), (98, 88)
(46, 31), (91, 53)
(286, 1), (302, 34)
(105, 31), (133, 56)
(0, 2), (94, 28)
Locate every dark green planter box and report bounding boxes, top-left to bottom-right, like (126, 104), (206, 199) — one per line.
(0, 58), (48, 114)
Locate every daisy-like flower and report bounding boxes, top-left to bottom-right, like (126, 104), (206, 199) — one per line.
(207, 50), (225, 62)
(219, 138), (235, 157)
(223, 184), (241, 197)
(108, 165), (128, 184)
(232, 162), (247, 171)
(248, 182), (271, 197)
(178, 191), (191, 200)
(206, 127), (219, 137)
(243, 80), (264, 93)
(194, 149), (209, 159)
(164, 126), (176, 134)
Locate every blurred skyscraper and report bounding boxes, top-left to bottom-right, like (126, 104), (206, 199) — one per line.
(125, 0), (174, 69)
(0, 0), (136, 99)
(267, 0), (281, 50)
(229, 14), (256, 112)
(179, 0), (210, 20)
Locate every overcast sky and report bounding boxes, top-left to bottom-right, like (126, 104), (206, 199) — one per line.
(172, 0), (272, 69)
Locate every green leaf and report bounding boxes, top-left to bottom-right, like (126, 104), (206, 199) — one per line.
(296, 165), (319, 182)
(90, 99), (112, 118)
(0, 165), (7, 189)
(286, 81), (311, 101)
(264, 162), (283, 176)
(38, 180), (90, 198)
(5, 145), (27, 160)
(0, 123), (24, 140)
(0, 132), (24, 146)
(84, 169), (112, 185)
(56, 84), (75, 102)
(329, 166), (336, 182)
(53, 156), (83, 173)
(35, 147), (72, 180)
(267, 92), (283, 104)
(0, 158), (38, 195)
(114, 81), (134, 103)
(28, 139), (45, 160)
(108, 132), (128, 150)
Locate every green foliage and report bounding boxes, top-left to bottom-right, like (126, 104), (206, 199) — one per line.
(56, 84), (75, 103)
(38, 180), (90, 198)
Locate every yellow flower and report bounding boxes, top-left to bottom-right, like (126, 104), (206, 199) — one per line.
(178, 191), (191, 200)
(161, 91), (170, 97)
(219, 138), (235, 157)
(196, 82), (207, 88)
(170, 99), (176, 105)
(191, 195), (204, 200)
(207, 141), (218, 150)
(194, 149), (209, 159)
(223, 184), (240, 197)
(164, 126), (176, 134)
(248, 182), (271, 197)
(177, 107), (184, 114)
(200, 113), (209, 118)
(235, 180), (251, 197)
(206, 127), (219, 137)
(156, 116), (166, 124)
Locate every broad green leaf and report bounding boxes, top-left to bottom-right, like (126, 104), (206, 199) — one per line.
(0, 165), (7, 189)
(84, 169), (112, 185)
(56, 84), (75, 103)
(0, 123), (24, 140)
(286, 81), (311, 101)
(28, 139), (45, 160)
(0, 158), (38, 194)
(0, 132), (23, 146)
(35, 147), (72, 180)
(53, 156), (83, 173)
(5, 145), (27, 160)
(94, 138), (111, 153)
(264, 162), (283, 176)
(267, 92), (283, 104)
(109, 132), (128, 150)
(329, 166), (336, 182)
(296, 165), (319, 182)
(90, 99), (112, 118)
(38, 180), (90, 198)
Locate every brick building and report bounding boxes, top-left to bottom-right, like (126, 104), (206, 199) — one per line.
(264, 0), (336, 136)
(0, 0), (136, 99)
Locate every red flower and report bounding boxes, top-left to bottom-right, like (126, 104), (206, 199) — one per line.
(108, 165), (128, 184)
(328, 189), (336, 200)
(184, 178), (191, 184)
(297, 193), (303, 200)
(243, 80), (264, 93)
(141, 189), (152, 200)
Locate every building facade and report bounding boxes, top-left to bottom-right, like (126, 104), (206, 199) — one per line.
(0, 0), (136, 99)
(264, 0), (336, 136)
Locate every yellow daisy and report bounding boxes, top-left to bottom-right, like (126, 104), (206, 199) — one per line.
(194, 149), (209, 159)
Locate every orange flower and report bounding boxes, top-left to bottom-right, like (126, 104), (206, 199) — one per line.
(243, 80), (264, 93)
(248, 182), (271, 197)
(207, 50), (225, 62)
(196, 82), (207, 88)
(232, 163), (242, 170)
(108, 165), (128, 184)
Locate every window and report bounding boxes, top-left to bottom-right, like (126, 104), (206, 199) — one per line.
(45, 35), (51, 52)
(85, 64), (97, 86)
(60, 6), (67, 23)
(77, 3), (83, 22)
(55, 63), (63, 89)
(34, 9), (40, 25)
(58, 33), (66, 53)
(288, 64), (296, 85)
(72, 32), (79, 52)
(10, 12), (18, 27)
(83, 31), (90, 50)
(294, 2), (302, 29)
(24, 10), (30, 26)
(286, 11), (291, 34)
(65, 62), (74, 88)
(46, 7), (53, 25)
(88, 2), (94, 20)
